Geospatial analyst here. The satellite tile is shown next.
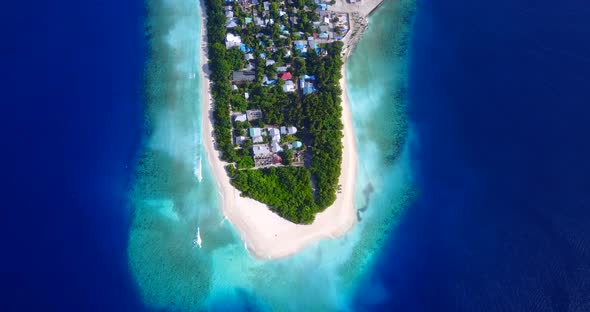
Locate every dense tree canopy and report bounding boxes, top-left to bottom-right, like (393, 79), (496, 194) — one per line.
(229, 167), (316, 223)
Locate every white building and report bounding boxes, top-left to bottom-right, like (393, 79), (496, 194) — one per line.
(252, 136), (264, 143)
(234, 114), (247, 122)
(246, 109), (263, 121)
(271, 141), (283, 153)
(268, 128), (280, 136)
(253, 144), (271, 156)
(255, 17), (265, 27)
(249, 127), (262, 137)
(226, 33), (242, 48)
(287, 126), (297, 134)
(283, 80), (295, 92)
(235, 136), (246, 145)
(244, 62), (255, 71)
(280, 126), (287, 135)
(226, 19), (238, 28)
(268, 128), (281, 142)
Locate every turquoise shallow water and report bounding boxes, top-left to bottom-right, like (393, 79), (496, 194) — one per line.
(128, 0), (416, 310)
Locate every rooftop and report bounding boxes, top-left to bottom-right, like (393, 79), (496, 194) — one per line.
(271, 141), (283, 153)
(279, 72), (292, 80)
(246, 109), (263, 121)
(252, 144), (271, 156)
(232, 71), (256, 82)
(249, 127), (262, 137)
(234, 113), (247, 122)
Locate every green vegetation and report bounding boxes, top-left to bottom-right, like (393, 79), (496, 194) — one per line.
(236, 148), (255, 169)
(204, 0), (344, 224)
(303, 42), (344, 209)
(281, 149), (294, 166)
(248, 85), (300, 125)
(229, 167), (316, 224)
(204, 0), (236, 162)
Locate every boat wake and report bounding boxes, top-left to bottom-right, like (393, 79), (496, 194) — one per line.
(194, 154), (203, 183)
(194, 134), (203, 183)
(193, 227), (202, 249)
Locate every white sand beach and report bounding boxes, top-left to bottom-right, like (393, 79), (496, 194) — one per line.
(200, 5), (363, 259)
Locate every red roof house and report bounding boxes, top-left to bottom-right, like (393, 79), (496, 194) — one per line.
(273, 154), (282, 164)
(279, 72), (292, 80)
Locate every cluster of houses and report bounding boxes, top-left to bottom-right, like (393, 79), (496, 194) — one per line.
(249, 125), (303, 167)
(233, 110), (304, 167)
(224, 0), (349, 94)
(223, 0), (348, 168)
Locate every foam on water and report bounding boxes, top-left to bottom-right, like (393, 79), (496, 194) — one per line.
(194, 153), (203, 183)
(128, 0), (417, 310)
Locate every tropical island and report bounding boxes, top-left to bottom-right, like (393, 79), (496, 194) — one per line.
(201, 0), (385, 257)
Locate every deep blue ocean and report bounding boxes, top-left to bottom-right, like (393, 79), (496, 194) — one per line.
(354, 0), (590, 311)
(2, 0), (146, 310)
(3, 0), (589, 310)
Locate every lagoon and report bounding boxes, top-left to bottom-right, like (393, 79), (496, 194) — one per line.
(128, 0), (416, 309)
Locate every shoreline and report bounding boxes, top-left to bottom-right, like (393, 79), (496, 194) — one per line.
(200, 1), (364, 259)
(334, 0), (385, 58)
